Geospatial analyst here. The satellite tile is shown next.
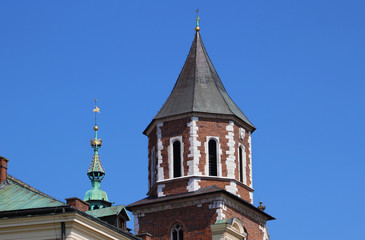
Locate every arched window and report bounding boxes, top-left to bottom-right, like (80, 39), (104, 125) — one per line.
(150, 147), (156, 186)
(239, 145), (246, 184)
(208, 139), (217, 176)
(173, 141), (182, 178)
(239, 146), (243, 182)
(171, 224), (183, 240)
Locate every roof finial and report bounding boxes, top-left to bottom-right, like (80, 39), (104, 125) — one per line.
(93, 98), (100, 131)
(85, 99), (110, 209)
(195, 9), (200, 32)
(88, 98), (104, 180)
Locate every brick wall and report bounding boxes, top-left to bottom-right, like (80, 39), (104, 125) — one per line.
(134, 196), (268, 240)
(223, 205), (266, 240)
(137, 202), (216, 240)
(0, 156), (9, 183)
(65, 197), (90, 211)
(146, 117), (253, 202)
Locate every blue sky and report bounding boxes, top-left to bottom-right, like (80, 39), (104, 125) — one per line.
(1, 1), (364, 239)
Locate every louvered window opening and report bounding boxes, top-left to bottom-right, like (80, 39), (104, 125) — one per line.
(208, 139), (218, 176)
(173, 141), (182, 178)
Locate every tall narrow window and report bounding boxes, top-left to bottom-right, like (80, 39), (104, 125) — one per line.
(150, 147), (156, 185)
(173, 141), (181, 178)
(239, 146), (243, 182)
(208, 139), (217, 176)
(239, 146), (246, 184)
(171, 224), (183, 240)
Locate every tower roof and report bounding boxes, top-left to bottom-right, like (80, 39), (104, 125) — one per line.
(152, 31), (255, 130)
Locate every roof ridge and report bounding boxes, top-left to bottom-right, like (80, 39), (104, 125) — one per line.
(7, 174), (65, 204)
(191, 32), (198, 112)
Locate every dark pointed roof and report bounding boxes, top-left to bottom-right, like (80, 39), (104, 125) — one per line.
(153, 31), (255, 130)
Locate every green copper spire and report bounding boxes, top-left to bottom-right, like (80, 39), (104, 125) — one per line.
(84, 99), (111, 210)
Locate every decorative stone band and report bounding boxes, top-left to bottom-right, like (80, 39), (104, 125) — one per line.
(131, 195), (268, 226)
(144, 112), (255, 136)
(150, 175), (254, 192)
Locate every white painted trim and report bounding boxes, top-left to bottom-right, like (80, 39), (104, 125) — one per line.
(168, 136), (184, 179)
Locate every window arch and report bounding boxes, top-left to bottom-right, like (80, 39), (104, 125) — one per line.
(238, 145), (246, 184)
(171, 224), (183, 240)
(208, 139), (218, 176)
(173, 141), (182, 178)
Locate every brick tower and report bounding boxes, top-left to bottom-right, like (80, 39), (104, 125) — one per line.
(127, 14), (274, 240)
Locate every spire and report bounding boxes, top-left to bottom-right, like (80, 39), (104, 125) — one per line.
(88, 99), (104, 177)
(84, 99), (111, 210)
(150, 25), (255, 131)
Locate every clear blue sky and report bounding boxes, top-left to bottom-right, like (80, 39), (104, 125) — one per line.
(1, 1), (364, 239)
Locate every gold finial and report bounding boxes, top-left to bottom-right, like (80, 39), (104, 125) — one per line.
(195, 9), (200, 32)
(93, 99), (100, 129)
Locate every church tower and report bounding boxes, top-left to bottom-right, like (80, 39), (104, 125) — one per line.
(127, 13), (274, 240)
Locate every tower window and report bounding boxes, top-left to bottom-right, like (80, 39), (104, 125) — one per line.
(173, 141), (182, 178)
(239, 146), (243, 182)
(208, 139), (217, 176)
(150, 147), (156, 186)
(171, 224), (183, 240)
(239, 145), (246, 184)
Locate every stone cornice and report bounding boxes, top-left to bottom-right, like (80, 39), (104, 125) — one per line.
(147, 175), (254, 196)
(144, 112), (254, 136)
(131, 192), (271, 226)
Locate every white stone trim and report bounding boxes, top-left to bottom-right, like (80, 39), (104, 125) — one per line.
(187, 117), (202, 175)
(157, 184), (165, 197)
(209, 200), (227, 222)
(134, 215), (139, 234)
(225, 181), (238, 196)
(238, 143), (247, 185)
(225, 121), (236, 179)
(187, 178), (201, 192)
(259, 225), (269, 240)
(239, 127), (246, 140)
(248, 134), (253, 188)
(168, 136), (184, 179)
(156, 122), (164, 181)
(205, 136), (222, 177)
(249, 192), (253, 204)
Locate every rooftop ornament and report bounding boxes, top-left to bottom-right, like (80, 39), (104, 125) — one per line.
(84, 99), (111, 210)
(195, 9), (200, 32)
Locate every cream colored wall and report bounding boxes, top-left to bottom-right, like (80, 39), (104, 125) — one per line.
(0, 212), (132, 240)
